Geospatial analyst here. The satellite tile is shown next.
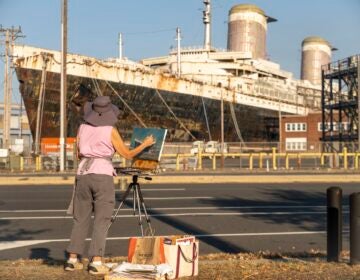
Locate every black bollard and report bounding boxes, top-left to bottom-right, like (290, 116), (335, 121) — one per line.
(327, 186), (342, 262)
(350, 192), (360, 265)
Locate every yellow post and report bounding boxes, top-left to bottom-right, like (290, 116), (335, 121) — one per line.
(20, 156), (24, 171)
(272, 147), (277, 170)
(343, 147), (348, 170)
(355, 153), (359, 169)
(35, 156), (38, 171)
(122, 157), (126, 168)
(176, 154), (180, 171)
(212, 154), (216, 170)
(39, 156), (42, 171)
(320, 153), (325, 166)
(197, 150), (202, 170)
(259, 153), (263, 169)
(285, 153), (289, 170)
(249, 153), (253, 170)
(297, 153), (301, 169)
(36, 155), (42, 171)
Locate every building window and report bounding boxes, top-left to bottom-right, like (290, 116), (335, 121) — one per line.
(285, 138), (307, 151)
(285, 122), (307, 132)
(318, 122), (349, 132)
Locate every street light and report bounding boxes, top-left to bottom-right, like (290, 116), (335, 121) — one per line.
(60, 0), (67, 171)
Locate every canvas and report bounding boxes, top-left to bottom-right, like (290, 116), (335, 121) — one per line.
(130, 128), (167, 162)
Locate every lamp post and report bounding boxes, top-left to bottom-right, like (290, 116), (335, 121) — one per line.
(221, 90), (224, 168)
(60, 0), (67, 171)
(357, 55), (360, 151)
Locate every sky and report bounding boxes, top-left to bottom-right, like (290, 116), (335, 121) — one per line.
(0, 0), (359, 104)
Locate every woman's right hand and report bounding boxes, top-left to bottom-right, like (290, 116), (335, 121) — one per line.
(143, 135), (156, 148)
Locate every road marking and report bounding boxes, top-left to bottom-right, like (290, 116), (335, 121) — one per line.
(0, 205), (330, 213)
(0, 196), (214, 204)
(115, 188), (186, 192)
(143, 196), (213, 200)
(0, 210), (343, 220)
(0, 240), (52, 251)
(0, 231), (333, 251)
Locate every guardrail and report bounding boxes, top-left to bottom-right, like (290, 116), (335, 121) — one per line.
(2, 147), (360, 172)
(160, 147), (360, 171)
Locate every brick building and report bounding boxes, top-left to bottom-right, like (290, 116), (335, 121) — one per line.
(280, 111), (352, 152)
(280, 112), (323, 152)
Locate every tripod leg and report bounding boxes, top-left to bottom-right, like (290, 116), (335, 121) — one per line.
(133, 187), (136, 215)
(107, 183), (133, 232)
(137, 184), (154, 236)
(134, 184), (144, 236)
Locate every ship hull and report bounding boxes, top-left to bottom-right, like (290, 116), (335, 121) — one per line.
(15, 67), (279, 142)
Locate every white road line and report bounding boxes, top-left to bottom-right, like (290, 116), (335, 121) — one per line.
(0, 205), (329, 213)
(0, 210), (67, 213)
(0, 240), (53, 251)
(115, 188), (186, 192)
(148, 205), (328, 210)
(0, 231), (332, 251)
(144, 196), (213, 200)
(0, 210), (342, 220)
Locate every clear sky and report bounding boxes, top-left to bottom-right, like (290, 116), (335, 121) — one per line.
(1, 0), (359, 103)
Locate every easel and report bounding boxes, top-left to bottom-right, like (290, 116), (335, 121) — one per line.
(107, 168), (154, 236)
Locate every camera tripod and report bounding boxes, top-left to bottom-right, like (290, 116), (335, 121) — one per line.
(107, 168), (154, 236)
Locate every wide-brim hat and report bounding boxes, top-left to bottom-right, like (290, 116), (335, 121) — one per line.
(83, 96), (120, 127)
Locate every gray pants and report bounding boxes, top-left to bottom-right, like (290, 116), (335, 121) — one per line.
(67, 174), (115, 258)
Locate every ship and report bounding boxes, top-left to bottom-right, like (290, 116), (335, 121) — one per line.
(12, 2), (330, 145)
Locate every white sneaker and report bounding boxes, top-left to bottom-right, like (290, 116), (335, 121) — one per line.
(64, 260), (84, 271)
(88, 262), (110, 275)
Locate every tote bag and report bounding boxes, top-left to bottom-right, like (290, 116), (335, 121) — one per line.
(164, 241), (199, 279)
(128, 236), (165, 265)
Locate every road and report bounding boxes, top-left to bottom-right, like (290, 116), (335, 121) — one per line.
(0, 181), (355, 261)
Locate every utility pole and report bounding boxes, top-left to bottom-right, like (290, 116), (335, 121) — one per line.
(357, 55), (360, 151)
(0, 26), (23, 149)
(19, 98), (23, 138)
(220, 90), (224, 169)
(60, 0), (68, 171)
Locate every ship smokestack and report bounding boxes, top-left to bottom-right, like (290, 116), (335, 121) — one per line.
(301, 36), (332, 85)
(227, 4), (276, 59)
(203, 0), (211, 50)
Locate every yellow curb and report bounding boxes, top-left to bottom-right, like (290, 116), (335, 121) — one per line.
(1, 174), (360, 185)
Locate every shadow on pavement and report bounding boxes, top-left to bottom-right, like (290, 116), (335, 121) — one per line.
(119, 197), (247, 254)
(199, 187), (329, 232)
(0, 220), (50, 242)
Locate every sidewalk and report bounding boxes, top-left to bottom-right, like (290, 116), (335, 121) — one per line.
(1, 170), (360, 185)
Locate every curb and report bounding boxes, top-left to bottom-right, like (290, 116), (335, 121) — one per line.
(1, 174), (360, 185)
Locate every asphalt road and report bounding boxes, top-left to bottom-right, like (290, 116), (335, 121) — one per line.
(0, 181), (356, 261)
